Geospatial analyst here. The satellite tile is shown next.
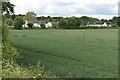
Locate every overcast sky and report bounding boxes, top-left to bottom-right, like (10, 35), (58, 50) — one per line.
(10, 0), (119, 19)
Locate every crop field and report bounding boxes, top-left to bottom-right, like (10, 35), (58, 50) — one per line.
(11, 29), (118, 78)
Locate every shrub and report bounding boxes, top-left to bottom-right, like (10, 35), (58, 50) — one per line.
(5, 19), (13, 27)
(27, 23), (33, 29)
(2, 26), (20, 60)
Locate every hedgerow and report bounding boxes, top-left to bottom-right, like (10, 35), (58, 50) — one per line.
(2, 26), (50, 78)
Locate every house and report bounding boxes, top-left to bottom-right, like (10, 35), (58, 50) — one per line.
(23, 20), (53, 28)
(45, 22), (52, 28)
(87, 22), (108, 27)
(23, 20), (41, 28)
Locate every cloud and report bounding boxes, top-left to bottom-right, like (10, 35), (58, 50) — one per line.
(10, 0), (119, 19)
(74, 3), (118, 15)
(53, 1), (76, 6)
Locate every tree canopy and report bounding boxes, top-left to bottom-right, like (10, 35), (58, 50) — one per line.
(13, 16), (25, 29)
(24, 11), (37, 21)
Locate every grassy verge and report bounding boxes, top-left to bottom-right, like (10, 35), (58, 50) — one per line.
(2, 59), (50, 78)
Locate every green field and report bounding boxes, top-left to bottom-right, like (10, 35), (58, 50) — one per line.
(11, 29), (118, 78)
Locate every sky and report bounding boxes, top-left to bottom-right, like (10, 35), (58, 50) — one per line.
(10, 0), (119, 20)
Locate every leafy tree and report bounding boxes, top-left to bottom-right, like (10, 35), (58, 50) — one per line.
(2, 2), (14, 15)
(106, 19), (112, 24)
(11, 14), (25, 20)
(75, 18), (82, 27)
(5, 19), (13, 26)
(80, 16), (89, 25)
(107, 19), (113, 24)
(13, 16), (25, 29)
(47, 16), (50, 18)
(57, 17), (63, 21)
(27, 23), (33, 29)
(117, 17), (120, 26)
(40, 22), (45, 29)
(89, 17), (100, 22)
(37, 16), (46, 21)
(67, 18), (81, 29)
(67, 18), (75, 28)
(2, 1), (20, 60)
(109, 16), (120, 27)
(58, 19), (68, 29)
(24, 11), (36, 21)
(2, 1), (14, 50)
(58, 17), (82, 29)
(101, 19), (107, 22)
(112, 16), (118, 25)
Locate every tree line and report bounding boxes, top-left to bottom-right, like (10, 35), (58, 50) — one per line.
(4, 8), (120, 29)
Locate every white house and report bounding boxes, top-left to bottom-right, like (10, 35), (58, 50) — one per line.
(87, 22), (108, 27)
(45, 22), (52, 28)
(23, 20), (41, 28)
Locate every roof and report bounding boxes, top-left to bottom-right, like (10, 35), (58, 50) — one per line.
(27, 20), (40, 23)
(26, 20), (58, 23)
(88, 22), (105, 25)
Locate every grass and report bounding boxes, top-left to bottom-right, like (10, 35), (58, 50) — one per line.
(11, 29), (118, 78)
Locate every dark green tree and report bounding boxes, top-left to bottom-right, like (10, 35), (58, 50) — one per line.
(58, 19), (68, 29)
(117, 17), (120, 26)
(101, 19), (107, 22)
(80, 16), (89, 26)
(2, 2), (14, 15)
(27, 22), (33, 29)
(67, 18), (81, 29)
(112, 17), (118, 25)
(40, 22), (45, 29)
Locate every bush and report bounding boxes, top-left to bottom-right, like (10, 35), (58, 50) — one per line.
(27, 23), (33, 29)
(2, 26), (20, 60)
(5, 19), (13, 27)
(13, 16), (25, 30)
